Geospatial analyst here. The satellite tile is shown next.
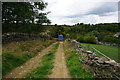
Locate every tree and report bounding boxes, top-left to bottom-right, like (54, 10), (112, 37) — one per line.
(83, 34), (90, 43)
(89, 35), (96, 44)
(2, 1), (51, 24)
(2, 2), (33, 23)
(91, 31), (100, 37)
(76, 35), (84, 42)
(35, 12), (51, 25)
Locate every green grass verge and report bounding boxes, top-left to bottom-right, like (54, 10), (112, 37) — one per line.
(25, 42), (60, 79)
(67, 51), (94, 78)
(80, 43), (118, 62)
(2, 52), (33, 75)
(63, 42), (95, 79)
(2, 40), (55, 76)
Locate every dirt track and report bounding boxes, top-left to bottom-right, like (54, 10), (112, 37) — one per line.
(4, 42), (71, 78)
(48, 42), (71, 78)
(4, 42), (57, 78)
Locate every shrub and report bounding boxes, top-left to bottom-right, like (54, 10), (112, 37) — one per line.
(76, 34), (96, 44)
(2, 23), (44, 34)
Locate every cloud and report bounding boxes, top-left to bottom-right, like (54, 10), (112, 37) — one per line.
(88, 2), (118, 16)
(44, 0), (119, 25)
(79, 11), (118, 24)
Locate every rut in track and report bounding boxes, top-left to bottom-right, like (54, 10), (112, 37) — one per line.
(48, 42), (71, 78)
(4, 42), (57, 78)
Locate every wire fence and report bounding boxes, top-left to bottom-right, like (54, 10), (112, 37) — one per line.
(81, 44), (112, 60)
(81, 43), (120, 79)
(92, 47), (112, 60)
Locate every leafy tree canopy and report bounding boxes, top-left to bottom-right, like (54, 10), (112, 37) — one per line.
(2, 1), (51, 24)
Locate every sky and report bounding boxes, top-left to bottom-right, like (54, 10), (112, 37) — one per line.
(43, 0), (119, 25)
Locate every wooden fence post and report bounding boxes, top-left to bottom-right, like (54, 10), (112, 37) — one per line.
(88, 45), (90, 50)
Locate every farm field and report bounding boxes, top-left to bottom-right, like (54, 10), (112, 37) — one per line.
(80, 43), (119, 62)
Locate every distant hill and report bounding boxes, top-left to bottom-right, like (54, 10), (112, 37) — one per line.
(2, 23), (120, 44)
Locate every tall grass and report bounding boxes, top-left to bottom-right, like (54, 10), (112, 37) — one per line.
(2, 52), (32, 75)
(2, 40), (55, 75)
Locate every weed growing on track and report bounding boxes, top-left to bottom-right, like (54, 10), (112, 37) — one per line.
(25, 42), (60, 78)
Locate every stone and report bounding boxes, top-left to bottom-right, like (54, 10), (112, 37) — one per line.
(94, 57), (99, 60)
(102, 64), (110, 67)
(97, 57), (108, 63)
(116, 63), (120, 68)
(76, 49), (79, 52)
(6, 33), (10, 36)
(76, 53), (79, 54)
(105, 60), (117, 66)
(86, 51), (92, 54)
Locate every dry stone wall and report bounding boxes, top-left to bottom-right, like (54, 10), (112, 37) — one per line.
(66, 39), (120, 79)
(2, 32), (52, 44)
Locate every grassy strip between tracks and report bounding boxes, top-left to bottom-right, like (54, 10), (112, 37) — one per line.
(25, 42), (60, 79)
(63, 42), (95, 79)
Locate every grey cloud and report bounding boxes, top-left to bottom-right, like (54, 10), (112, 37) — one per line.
(61, 2), (118, 19)
(118, 1), (120, 11)
(46, 1), (118, 24)
(88, 2), (118, 16)
(63, 14), (83, 18)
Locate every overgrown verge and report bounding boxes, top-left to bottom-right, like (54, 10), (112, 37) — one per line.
(63, 41), (95, 78)
(2, 40), (55, 75)
(24, 42), (60, 78)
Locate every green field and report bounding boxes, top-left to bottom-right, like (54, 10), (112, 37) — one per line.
(80, 43), (119, 62)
